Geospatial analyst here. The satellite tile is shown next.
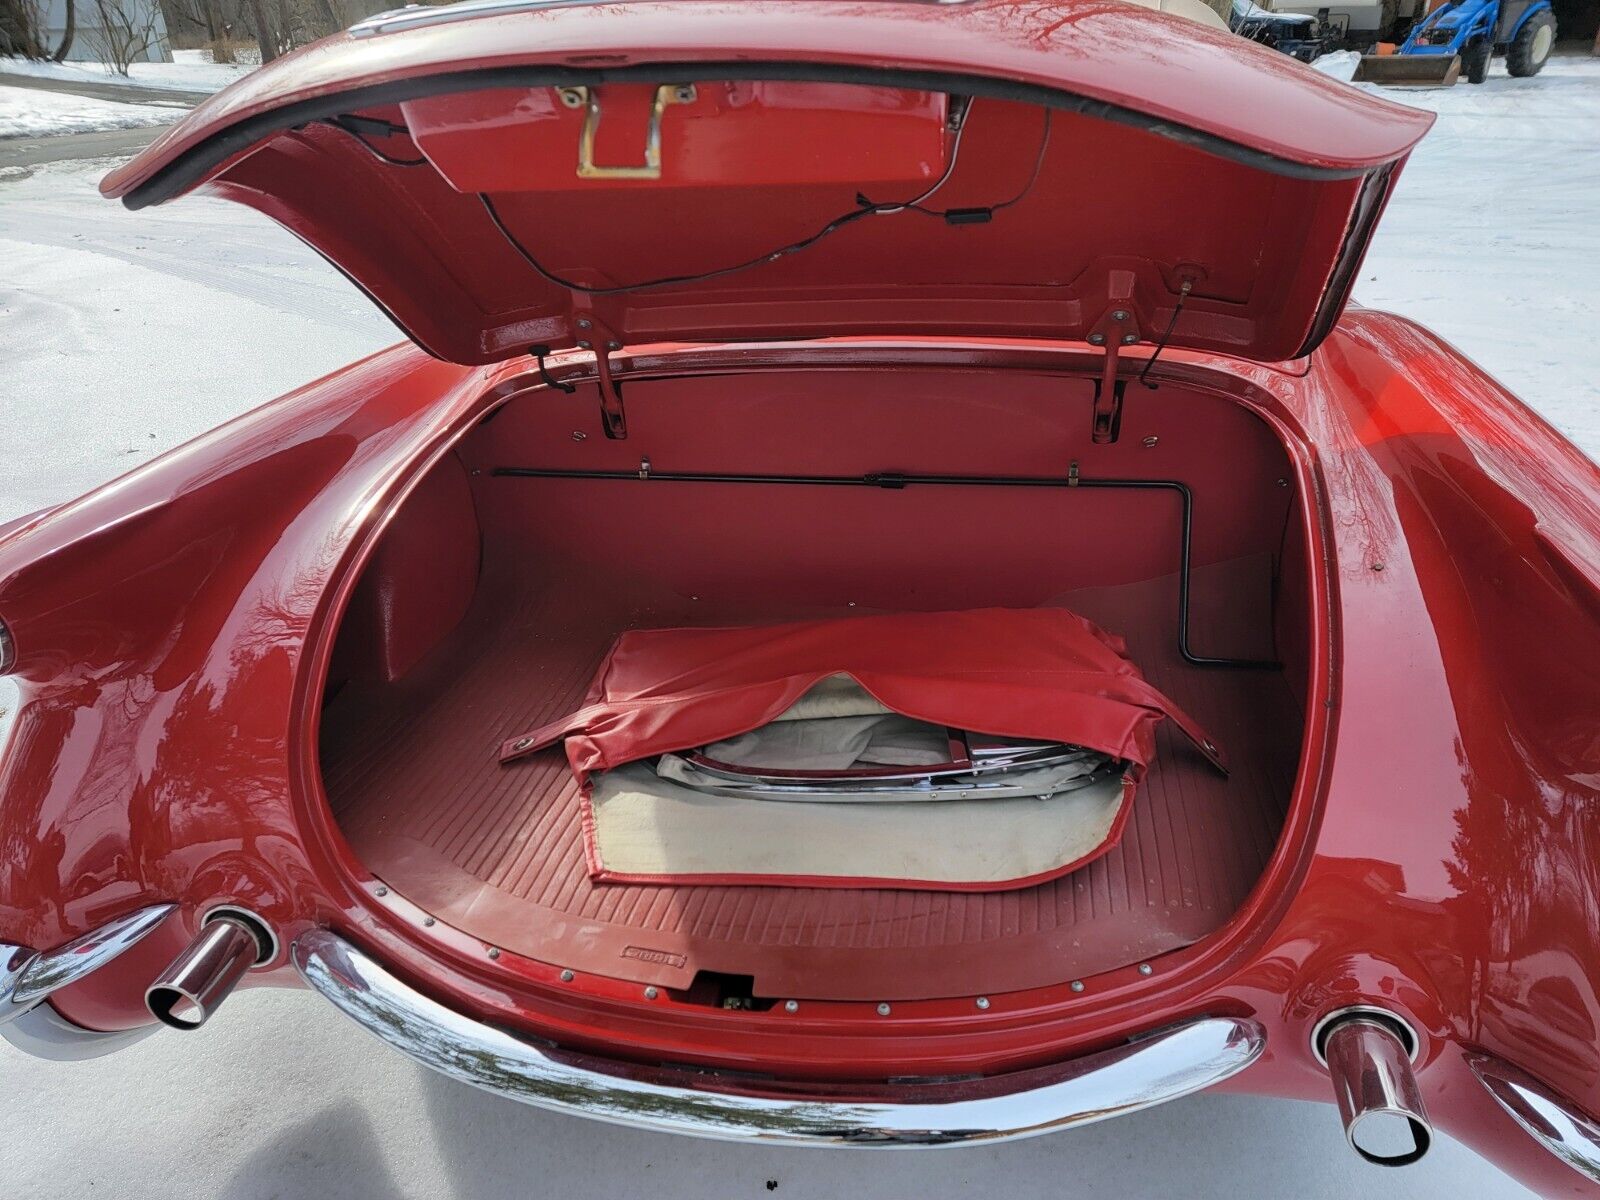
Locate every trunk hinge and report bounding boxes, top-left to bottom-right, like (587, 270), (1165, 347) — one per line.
(1087, 275), (1142, 445)
(576, 316), (627, 439)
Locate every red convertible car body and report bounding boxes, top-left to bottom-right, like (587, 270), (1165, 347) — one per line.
(3, 0), (1600, 1191)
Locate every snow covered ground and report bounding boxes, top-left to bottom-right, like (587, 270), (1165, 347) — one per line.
(0, 83), (185, 138)
(0, 47), (255, 95)
(1354, 56), (1600, 453)
(1, 52), (1598, 1200)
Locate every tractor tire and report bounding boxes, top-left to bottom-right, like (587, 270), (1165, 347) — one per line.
(1463, 38), (1492, 83)
(1506, 9), (1556, 76)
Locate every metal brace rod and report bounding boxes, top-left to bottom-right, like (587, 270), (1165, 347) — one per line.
(574, 317), (627, 439)
(490, 462), (1282, 670)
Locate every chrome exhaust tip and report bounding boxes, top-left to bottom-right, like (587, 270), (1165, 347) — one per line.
(1315, 1008), (1432, 1166)
(145, 910), (273, 1030)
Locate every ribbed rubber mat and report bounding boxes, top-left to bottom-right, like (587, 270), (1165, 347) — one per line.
(321, 557), (1299, 1001)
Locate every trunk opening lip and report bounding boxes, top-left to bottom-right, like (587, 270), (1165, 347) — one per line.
(294, 926), (1267, 1146)
(281, 339), (1338, 1071)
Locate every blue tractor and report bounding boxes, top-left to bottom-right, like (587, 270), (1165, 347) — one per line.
(1353, 0), (1558, 84)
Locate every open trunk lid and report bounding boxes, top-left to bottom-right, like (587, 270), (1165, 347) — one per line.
(102, 0), (1433, 366)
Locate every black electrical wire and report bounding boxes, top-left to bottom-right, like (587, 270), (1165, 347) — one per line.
(477, 101), (1053, 297)
(1138, 279), (1192, 388)
(905, 109), (1052, 222)
(321, 116), (429, 167)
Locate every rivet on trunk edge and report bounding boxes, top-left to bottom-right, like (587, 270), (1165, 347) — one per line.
(785, 1000), (799, 1013)
(560, 969), (574, 982)
(976, 997), (990, 1010)
(487, 947), (500, 959)
(644, 986), (659, 1000)
(877, 1002), (891, 1016)
(1138, 963), (1154, 976)
(375, 885), (388, 897)
(423, 916), (435, 927)
(1071, 980), (1085, 992)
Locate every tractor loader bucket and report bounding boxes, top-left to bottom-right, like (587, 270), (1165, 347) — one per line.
(1352, 53), (1462, 85)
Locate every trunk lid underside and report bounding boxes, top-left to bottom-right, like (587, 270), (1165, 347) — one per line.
(102, 0), (1433, 366)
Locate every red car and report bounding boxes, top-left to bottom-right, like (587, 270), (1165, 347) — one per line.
(3, 0), (1598, 1192)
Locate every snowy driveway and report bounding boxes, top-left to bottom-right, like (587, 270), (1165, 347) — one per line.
(0, 83), (185, 140)
(0, 53), (1597, 1200)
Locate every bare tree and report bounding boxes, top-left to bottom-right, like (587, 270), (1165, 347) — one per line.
(87, 0), (161, 73)
(243, 0), (276, 60)
(0, 0), (47, 57)
(52, 0), (76, 60)
(196, 0), (233, 62)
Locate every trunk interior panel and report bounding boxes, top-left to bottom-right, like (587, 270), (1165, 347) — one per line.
(318, 365), (1312, 1002)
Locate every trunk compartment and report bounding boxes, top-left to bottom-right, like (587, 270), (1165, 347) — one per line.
(316, 358), (1316, 1003)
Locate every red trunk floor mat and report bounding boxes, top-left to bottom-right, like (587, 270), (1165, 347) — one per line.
(320, 557), (1301, 1001)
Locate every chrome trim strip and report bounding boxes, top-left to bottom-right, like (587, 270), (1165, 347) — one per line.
(294, 930), (1265, 1146)
(350, 0), (599, 38)
(1469, 1054), (1600, 1184)
(0, 904), (176, 1026)
(0, 1001), (160, 1061)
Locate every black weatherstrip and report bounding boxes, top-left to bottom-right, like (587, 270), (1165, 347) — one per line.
(1293, 161), (1396, 358)
(122, 60), (1379, 211)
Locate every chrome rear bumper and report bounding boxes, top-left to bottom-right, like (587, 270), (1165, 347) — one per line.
(1, 904), (175, 1027)
(1470, 1055), (1600, 1184)
(293, 930), (1264, 1146)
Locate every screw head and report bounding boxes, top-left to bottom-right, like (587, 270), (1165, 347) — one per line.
(423, 916), (435, 927)
(576, 339), (591, 350)
(375, 884), (388, 897)
(1371, 563), (1386, 572)
(1112, 309), (1130, 322)
(560, 969), (575, 982)
(673, 85), (696, 103)
(976, 996), (991, 1010)
(876, 1002), (892, 1016)
(1070, 980), (1085, 993)
(571, 431), (587, 442)
(784, 1000), (799, 1013)
(576, 317), (591, 329)
(1142, 435), (1159, 448)
(1087, 332), (1106, 346)
(488, 947), (501, 960)
(512, 737), (534, 752)
(644, 986), (659, 1000)
(1138, 963), (1154, 976)
(1121, 332), (1138, 345)
(607, 341), (621, 351)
